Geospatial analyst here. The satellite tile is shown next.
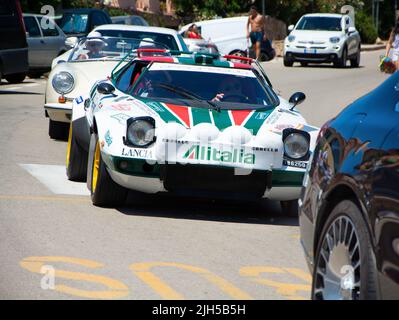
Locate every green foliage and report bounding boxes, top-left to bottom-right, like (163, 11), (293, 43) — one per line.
(355, 10), (378, 44)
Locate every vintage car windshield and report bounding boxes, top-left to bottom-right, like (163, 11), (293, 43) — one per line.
(129, 63), (277, 109)
(296, 17), (342, 31)
(69, 37), (167, 62)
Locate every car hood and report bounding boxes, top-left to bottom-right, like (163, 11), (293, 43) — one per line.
(289, 30), (343, 42)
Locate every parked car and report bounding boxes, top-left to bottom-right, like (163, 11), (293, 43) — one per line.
(0, 0), (28, 83)
(111, 15), (149, 26)
(57, 8), (112, 39)
(180, 17), (274, 61)
(299, 72), (399, 299)
(284, 13), (361, 68)
(46, 25), (187, 140)
(23, 14), (67, 78)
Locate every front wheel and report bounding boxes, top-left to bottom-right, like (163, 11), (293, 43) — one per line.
(312, 200), (378, 300)
(334, 47), (347, 68)
(280, 200), (298, 217)
(5, 73), (26, 84)
(88, 133), (127, 207)
(66, 124), (87, 182)
(283, 57), (294, 67)
(350, 47), (361, 68)
(49, 119), (69, 140)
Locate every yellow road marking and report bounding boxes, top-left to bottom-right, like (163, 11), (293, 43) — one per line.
(130, 262), (253, 300)
(20, 256), (129, 299)
(0, 195), (89, 203)
(240, 266), (311, 300)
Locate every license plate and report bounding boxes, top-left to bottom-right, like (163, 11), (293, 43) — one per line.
(304, 48), (317, 54)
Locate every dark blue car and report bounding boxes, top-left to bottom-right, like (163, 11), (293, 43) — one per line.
(299, 71), (399, 299)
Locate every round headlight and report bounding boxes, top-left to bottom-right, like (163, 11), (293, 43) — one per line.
(329, 37), (340, 44)
(287, 35), (296, 42)
(284, 133), (309, 159)
(127, 119), (155, 147)
(52, 71), (74, 94)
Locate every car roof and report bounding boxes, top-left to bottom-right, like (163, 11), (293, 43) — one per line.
(94, 24), (178, 35)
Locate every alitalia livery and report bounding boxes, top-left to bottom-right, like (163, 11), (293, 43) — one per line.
(66, 49), (319, 215)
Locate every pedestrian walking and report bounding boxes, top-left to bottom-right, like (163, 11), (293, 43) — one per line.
(246, 5), (266, 61)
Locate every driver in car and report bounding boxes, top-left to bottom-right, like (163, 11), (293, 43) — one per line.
(78, 31), (106, 60)
(211, 78), (247, 103)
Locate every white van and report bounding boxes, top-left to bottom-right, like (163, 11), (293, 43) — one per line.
(180, 16), (248, 56)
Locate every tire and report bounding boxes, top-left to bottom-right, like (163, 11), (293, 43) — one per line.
(300, 62), (308, 67)
(283, 57), (294, 67)
(280, 200), (298, 217)
(88, 133), (127, 207)
(4, 73), (26, 84)
(66, 124), (88, 182)
(312, 200), (378, 300)
(334, 47), (347, 68)
(49, 119), (69, 141)
(350, 47), (361, 68)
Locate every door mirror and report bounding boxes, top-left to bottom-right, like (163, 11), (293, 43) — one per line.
(288, 25), (294, 32)
(97, 82), (115, 95)
(348, 26), (356, 34)
(65, 37), (78, 48)
(289, 92), (306, 110)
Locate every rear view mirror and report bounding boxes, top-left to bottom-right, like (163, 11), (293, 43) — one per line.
(348, 26), (356, 34)
(289, 92), (306, 110)
(97, 82), (115, 95)
(288, 25), (294, 32)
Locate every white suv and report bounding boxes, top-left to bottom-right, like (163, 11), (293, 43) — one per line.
(284, 13), (361, 68)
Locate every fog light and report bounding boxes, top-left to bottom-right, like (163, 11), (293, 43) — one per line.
(120, 161), (128, 170)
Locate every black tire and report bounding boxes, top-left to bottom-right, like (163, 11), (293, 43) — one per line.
(334, 47), (347, 68)
(283, 57), (294, 67)
(4, 73), (26, 84)
(88, 133), (127, 207)
(300, 62), (308, 67)
(350, 47), (361, 68)
(280, 200), (298, 217)
(66, 124), (88, 182)
(49, 119), (69, 140)
(28, 72), (44, 79)
(312, 200), (378, 300)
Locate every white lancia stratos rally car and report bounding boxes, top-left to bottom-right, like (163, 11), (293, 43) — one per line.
(67, 49), (319, 215)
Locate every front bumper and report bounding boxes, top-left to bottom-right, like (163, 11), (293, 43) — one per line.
(103, 155), (304, 201)
(44, 102), (72, 123)
(284, 43), (343, 63)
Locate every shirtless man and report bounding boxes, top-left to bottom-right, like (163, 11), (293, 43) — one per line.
(246, 6), (266, 61)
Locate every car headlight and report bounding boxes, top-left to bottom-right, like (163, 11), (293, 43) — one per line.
(283, 130), (310, 160)
(329, 37), (341, 44)
(52, 71), (74, 94)
(287, 35), (296, 42)
(126, 117), (155, 147)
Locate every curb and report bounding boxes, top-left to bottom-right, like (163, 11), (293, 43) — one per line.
(361, 44), (386, 52)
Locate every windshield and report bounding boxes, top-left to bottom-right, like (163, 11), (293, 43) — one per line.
(60, 13), (88, 34)
(296, 17), (342, 31)
(95, 29), (183, 51)
(129, 63), (276, 109)
(68, 37), (168, 62)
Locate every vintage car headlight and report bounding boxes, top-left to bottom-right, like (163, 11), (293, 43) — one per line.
(52, 71), (74, 94)
(287, 35), (296, 42)
(126, 117), (156, 147)
(283, 131), (310, 160)
(329, 37), (341, 44)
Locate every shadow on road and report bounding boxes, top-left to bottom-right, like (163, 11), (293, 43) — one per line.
(0, 90), (42, 95)
(117, 194), (299, 227)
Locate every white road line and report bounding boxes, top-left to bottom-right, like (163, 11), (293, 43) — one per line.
(20, 164), (90, 196)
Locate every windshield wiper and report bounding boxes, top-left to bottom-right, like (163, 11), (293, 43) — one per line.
(152, 83), (221, 112)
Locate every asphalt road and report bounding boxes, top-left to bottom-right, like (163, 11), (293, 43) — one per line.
(0, 50), (390, 300)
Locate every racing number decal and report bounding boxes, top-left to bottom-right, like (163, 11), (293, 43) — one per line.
(20, 256), (129, 299)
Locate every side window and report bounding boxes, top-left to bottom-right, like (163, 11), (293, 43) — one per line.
(132, 17), (142, 25)
(24, 16), (41, 37)
(115, 63), (136, 92)
(40, 17), (59, 37)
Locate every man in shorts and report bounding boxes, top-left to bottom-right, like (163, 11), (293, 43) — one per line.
(246, 6), (266, 61)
